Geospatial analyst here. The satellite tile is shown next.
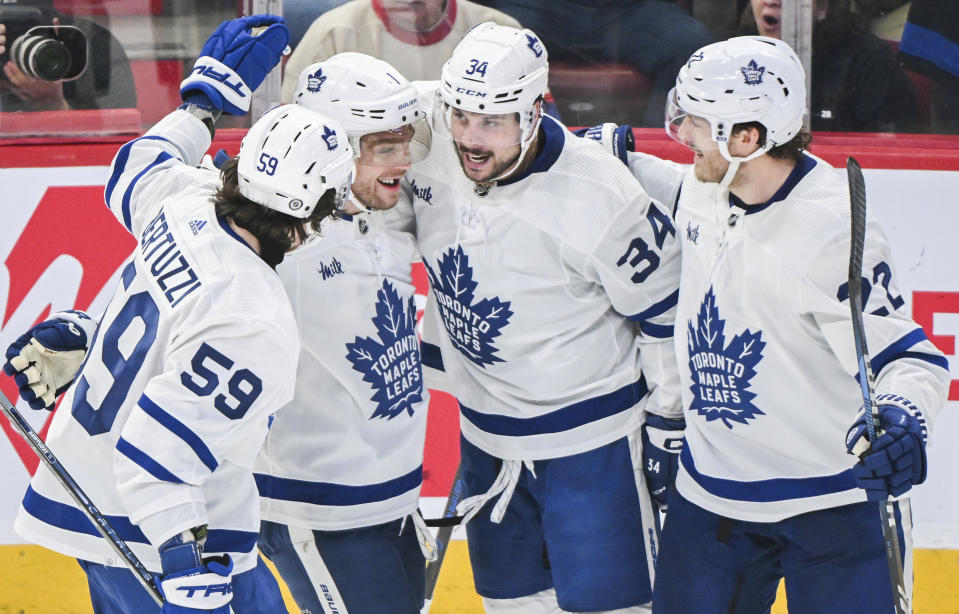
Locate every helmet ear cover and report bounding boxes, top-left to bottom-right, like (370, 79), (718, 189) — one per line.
(237, 104), (355, 219)
(668, 35), (806, 162)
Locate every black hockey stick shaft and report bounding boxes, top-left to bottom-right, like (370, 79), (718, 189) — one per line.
(846, 157), (909, 614)
(423, 462), (467, 609)
(0, 391), (164, 606)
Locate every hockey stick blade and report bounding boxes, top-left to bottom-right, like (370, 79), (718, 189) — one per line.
(846, 157), (910, 614)
(0, 390), (164, 606)
(423, 463), (467, 612)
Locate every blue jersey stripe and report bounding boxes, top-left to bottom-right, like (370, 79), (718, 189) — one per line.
(680, 447), (857, 502)
(22, 485), (149, 543)
(629, 289), (679, 324)
(460, 376), (648, 437)
(138, 394), (219, 473)
(421, 341), (445, 371)
(104, 135), (171, 206)
(638, 321), (674, 339)
(120, 151), (174, 233)
(116, 437), (184, 484)
(204, 530), (259, 556)
(871, 327), (949, 374)
(23, 486), (258, 557)
(254, 465), (423, 506)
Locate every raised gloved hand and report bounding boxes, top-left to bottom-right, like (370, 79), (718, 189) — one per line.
(179, 14), (290, 115)
(572, 122), (635, 165)
(642, 414), (685, 511)
(159, 529), (234, 613)
(3, 310), (97, 410)
(845, 401), (927, 501)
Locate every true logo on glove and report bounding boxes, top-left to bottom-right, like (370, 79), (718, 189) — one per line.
(189, 64), (247, 98)
(176, 583), (232, 598)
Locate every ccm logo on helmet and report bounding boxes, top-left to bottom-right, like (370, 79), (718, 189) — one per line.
(455, 87), (487, 97)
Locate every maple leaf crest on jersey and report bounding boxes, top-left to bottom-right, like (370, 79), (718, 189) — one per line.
(687, 287), (766, 428)
(424, 246), (513, 367)
(345, 279), (423, 419)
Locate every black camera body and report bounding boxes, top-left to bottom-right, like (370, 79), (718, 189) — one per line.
(0, 6), (87, 82)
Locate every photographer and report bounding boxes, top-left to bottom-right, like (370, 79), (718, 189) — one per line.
(0, 0), (135, 112)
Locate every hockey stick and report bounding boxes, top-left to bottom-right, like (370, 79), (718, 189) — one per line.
(423, 463), (467, 612)
(846, 157), (910, 614)
(0, 390), (164, 606)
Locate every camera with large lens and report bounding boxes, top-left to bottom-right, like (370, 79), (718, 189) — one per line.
(0, 6), (87, 82)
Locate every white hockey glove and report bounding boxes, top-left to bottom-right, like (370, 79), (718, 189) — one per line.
(641, 414), (685, 512)
(573, 122), (635, 165)
(179, 14), (290, 115)
(158, 528), (235, 613)
(845, 398), (927, 501)
(3, 310), (97, 410)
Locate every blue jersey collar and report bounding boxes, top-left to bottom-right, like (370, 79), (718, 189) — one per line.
(729, 153), (817, 214)
(217, 216), (258, 254)
(497, 115), (565, 187)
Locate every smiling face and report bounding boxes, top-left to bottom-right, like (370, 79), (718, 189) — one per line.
(349, 126), (416, 210)
(447, 107), (523, 183)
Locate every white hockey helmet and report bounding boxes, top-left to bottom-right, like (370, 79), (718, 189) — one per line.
(237, 104), (354, 218)
(292, 53), (429, 161)
(667, 36), (806, 162)
(440, 22), (548, 149)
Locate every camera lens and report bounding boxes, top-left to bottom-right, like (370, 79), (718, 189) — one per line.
(11, 34), (73, 82)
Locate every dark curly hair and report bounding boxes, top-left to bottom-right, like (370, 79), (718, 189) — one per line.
(731, 121), (812, 163)
(213, 157), (337, 264)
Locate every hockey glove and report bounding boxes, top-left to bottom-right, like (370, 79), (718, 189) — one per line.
(159, 530), (234, 613)
(572, 122), (635, 165)
(845, 402), (927, 501)
(3, 310), (97, 411)
(642, 414), (685, 511)
(179, 14), (290, 115)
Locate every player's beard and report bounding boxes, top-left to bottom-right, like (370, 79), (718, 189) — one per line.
(456, 143), (521, 183)
(694, 148), (732, 184)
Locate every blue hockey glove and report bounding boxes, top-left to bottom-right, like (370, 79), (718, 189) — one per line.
(845, 402), (927, 501)
(642, 414), (685, 511)
(3, 310), (96, 411)
(159, 530), (234, 613)
(179, 14), (290, 115)
(572, 122), (634, 165)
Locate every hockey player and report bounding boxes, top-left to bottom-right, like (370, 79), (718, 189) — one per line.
(407, 22), (683, 613)
(590, 36), (950, 612)
(253, 53), (435, 614)
(4, 16), (356, 613)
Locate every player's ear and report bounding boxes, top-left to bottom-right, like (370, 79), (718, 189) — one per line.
(732, 125), (763, 157)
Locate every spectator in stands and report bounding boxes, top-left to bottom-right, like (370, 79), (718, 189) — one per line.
(898, 0), (959, 134)
(469, 0), (715, 127)
(0, 0), (136, 112)
(745, 0), (918, 132)
(281, 0), (522, 101)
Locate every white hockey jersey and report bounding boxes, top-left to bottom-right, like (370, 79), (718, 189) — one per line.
(409, 107), (683, 461)
(15, 110), (300, 573)
(660, 153), (950, 521)
(255, 207), (429, 530)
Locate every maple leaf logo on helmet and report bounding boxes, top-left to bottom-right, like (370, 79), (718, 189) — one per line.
(741, 59), (766, 85)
